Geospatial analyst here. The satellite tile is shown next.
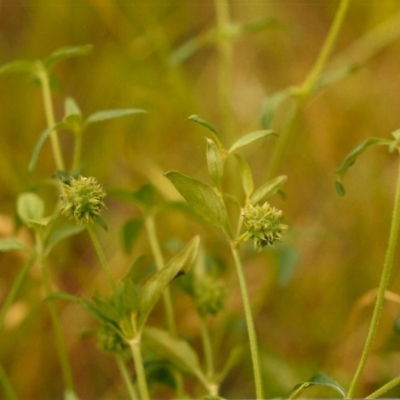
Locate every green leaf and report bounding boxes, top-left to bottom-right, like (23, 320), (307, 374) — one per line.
(121, 218), (143, 253)
(44, 44), (93, 70)
(85, 108), (147, 125)
(234, 154), (254, 198)
(250, 175), (287, 205)
(206, 138), (224, 189)
(65, 97), (82, 116)
(288, 372), (346, 399)
(217, 346), (243, 384)
(28, 123), (66, 173)
(114, 278), (139, 316)
(277, 244), (300, 287)
(143, 326), (206, 380)
(63, 97), (83, 132)
(335, 137), (390, 196)
(45, 225), (85, 256)
(229, 129), (276, 153)
(187, 115), (223, 148)
(17, 192), (45, 224)
(138, 236), (199, 330)
(94, 215), (108, 232)
(0, 59), (37, 76)
(165, 171), (231, 236)
(0, 237), (29, 252)
(316, 64), (360, 93)
(261, 88), (292, 128)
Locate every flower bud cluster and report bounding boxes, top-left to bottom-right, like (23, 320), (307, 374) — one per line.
(242, 202), (287, 251)
(195, 276), (227, 316)
(97, 324), (127, 354)
(61, 176), (106, 225)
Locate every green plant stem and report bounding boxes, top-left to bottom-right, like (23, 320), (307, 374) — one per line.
(144, 214), (185, 397)
(366, 375), (400, 399)
(36, 232), (76, 397)
(0, 255), (35, 333)
(71, 131), (83, 172)
(115, 354), (139, 400)
(199, 316), (215, 383)
(87, 224), (116, 293)
(229, 241), (264, 399)
(214, 0), (234, 140)
(36, 63), (65, 171)
(129, 334), (150, 400)
(347, 159), (400, 398)
(0, 362), (18, 400)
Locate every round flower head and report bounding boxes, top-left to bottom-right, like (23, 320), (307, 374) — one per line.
(195, 276), (227, 316)
(61, 176), (106, 225)
(242, 202), (287, 251)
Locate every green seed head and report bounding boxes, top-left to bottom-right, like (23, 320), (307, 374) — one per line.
(195, 277), (227, 316)
(242, 202), (287, 251)
(97, 324), (127, 354)
(61, 176), (106, 225)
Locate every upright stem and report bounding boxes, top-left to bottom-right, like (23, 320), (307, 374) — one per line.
(129, 334), (150, 400)
(229, 242), (264, 399)
(86, 225), (116, 293)
(36, 232), (76, 397)
(115, 354), (139, 400)
(199, 316), (215, 382)
(347, 159), (400, 398)
(36, 64), (65, 171)
(214, 0), (234, 140)
(0, 362), (17, 400)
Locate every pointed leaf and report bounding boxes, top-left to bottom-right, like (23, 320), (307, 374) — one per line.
(143, 326), (205, 380)
(206, 138), (224, 189)
(316, 64), (360, 93)
(138, 236), (199, 330)
(121, 217), (143, 253)
(65, 97), (82, 116)
(250, 175), (287, 205)
(234, 154), (254, 198)
(0, 59), (37, 76)
(114, 278), (139, 315)
(187, 115), (222, 148)
(17, 192), (45, 223)
(0, 238), (29, 252)
(229, 129), (276, 153)
(165, 171), (231, 236)
(288, 372), (346, 399)
(44, 44), (93, 70)
(335, 137), (390, 196)
(45, 225), (85, 256)
(85, 108), (147, 125)
(261, 88), (292, 128)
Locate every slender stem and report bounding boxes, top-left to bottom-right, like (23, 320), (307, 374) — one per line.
(0, 255), (35, 333)
(347, 159), (400, 398)
(298, 0), (350, 98)
(0, 362), (18, 400)
(214, 0), (234, 140)
(115, 354), (139, 400)
(366, 374), (400, 399)
(71, 131), (83, 172)
(36, 63), (65, 171)
(86, 225), (116, 293)
(129, 335), (150, 400)
(229, 242), (264, 399)
(199, 316), (215, 382)
(36, 232), (75, 396)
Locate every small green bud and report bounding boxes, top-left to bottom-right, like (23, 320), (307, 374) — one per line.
(97, 324), (127, 354)
(242, 202), (287, 251)
(61, 176), (106, 225)
(195, 277), (227, 316)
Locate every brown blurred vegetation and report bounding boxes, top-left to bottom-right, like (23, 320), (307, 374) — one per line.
(1, 0), (400, 399)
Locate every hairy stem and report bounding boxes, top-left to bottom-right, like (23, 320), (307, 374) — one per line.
(347, 159), (400, 398)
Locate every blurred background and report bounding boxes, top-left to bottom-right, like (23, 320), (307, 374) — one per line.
(1, 0), (400, 398)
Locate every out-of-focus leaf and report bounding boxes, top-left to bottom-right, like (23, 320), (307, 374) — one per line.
(17, 193), (45, 224)
(114, 278), (139, 316)
(315, 64), (360, 93)
(233, 154), (254, 198)
(250, 175), (287, 205)
(261, 88), (292, 128)
(138, 236), (199, 330)
(94, 215), (108, 232)
(0, 59), (37, 76)
(217, 346), (243, 384)
(45, 225), (85, 256)
(206, 138), (224, 189)
(121, 218), (143, 254)
(335, 137), (390, 196)
(0, 238), (29, 252)
(394, 315), (400, 335)
(44, 44), (93, 70)
(165, 171), (231, 236)
(63, 97), (83, 132)
(143, 326), (205, 380)
(288, 372), (346, 399)
(85, 108), (147, 125)
(187, 115), (222, 148)
(228, 129), (276, 153)
(276, 244), (300, 287)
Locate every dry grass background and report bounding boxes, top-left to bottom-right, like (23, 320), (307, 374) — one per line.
(1, 1), (400, 398)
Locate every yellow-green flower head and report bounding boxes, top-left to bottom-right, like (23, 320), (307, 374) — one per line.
(242, 202), (287, 251)
(61, 176), (106, 225)
(195, 277), (227, 316)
